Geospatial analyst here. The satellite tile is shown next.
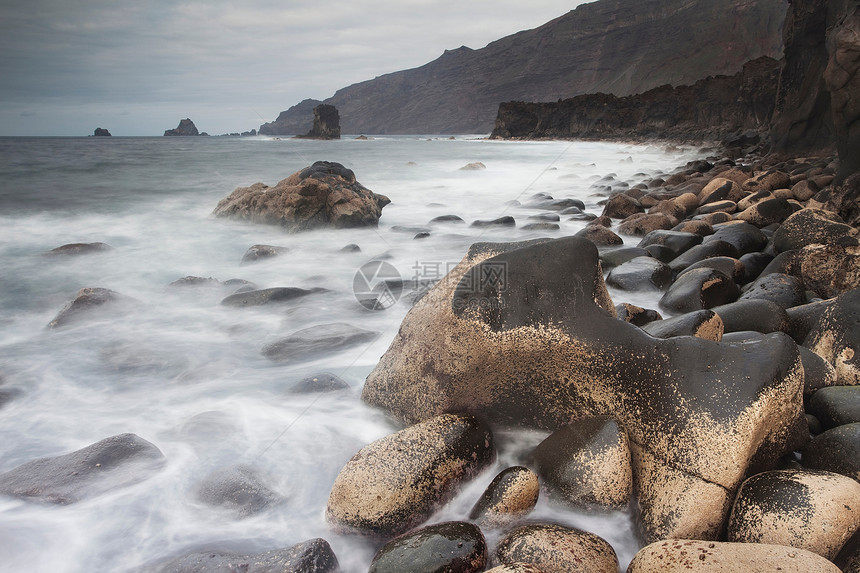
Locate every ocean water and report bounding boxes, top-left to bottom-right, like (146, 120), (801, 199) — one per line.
(0, 135), (706, 571)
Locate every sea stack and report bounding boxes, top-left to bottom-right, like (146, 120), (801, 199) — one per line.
(296, 104), (341, 140)
(164, 118), (203, 136)
(93, 127), (111, 137)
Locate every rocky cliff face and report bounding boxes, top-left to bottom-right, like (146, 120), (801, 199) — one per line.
(263, 0), (785, 134)
(491, 57), (781, 142)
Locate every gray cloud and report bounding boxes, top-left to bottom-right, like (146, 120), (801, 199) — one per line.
(0, 0), (583, 135)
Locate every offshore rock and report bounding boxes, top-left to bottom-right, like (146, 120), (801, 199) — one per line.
(469, 466), (539, 529)
(47, 287), (130, 329)
(368, 521), (486, 573)
(326, 414), (494, 537)
(727, 469), (860, 560)
(212, 161), (390, 231)
(492, 523), (618, 573)
(93, 127), (111, 136)
(295, 104), (341, 140)
(45, 242), (112, 256)
(0, 433), (165, 504)
(163, 118), (201, 136)
(261, 323), (377, 363)
(628, 540), (841, 573)
(362, 236), (805, 541)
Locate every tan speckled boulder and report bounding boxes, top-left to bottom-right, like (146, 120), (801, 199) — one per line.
(484, 564), (544, 573)
(798, 244), (860, 299)
(727, 469), (860, 560)
(326, 414), (494, 537)
(627, 540), (841, 572)
(805, 288), (860, 385)
(362, 236), (805, 541)
(469, 466), (539, 529)
(493, 523), (617, 573)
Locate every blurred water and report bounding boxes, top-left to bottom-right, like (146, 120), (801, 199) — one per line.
(0, 135), (705, 571)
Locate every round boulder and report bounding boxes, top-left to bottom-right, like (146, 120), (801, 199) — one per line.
(739, 273), (806, 309)
(808, 386), (860, 430)
(326, 414), (494, 536)
(574, 224), (622, 246)
(469, 466), (539, 529)
(710, 299), (790, 335)
(659, 268), (739, 313)
(802, 423), (860, 481)
(773, 208), (859, 253)
(368, 521), (486, 573)
(530, 416), (632, 508)
(606, 256), (672, 291)
(727, 469), (860, 560)
(641, 309), (724, 341)
(804, 288), (860, 385)
(601, 194), (643, 219)
(194, 464), (281, 518)
(493, 523), (618, 573)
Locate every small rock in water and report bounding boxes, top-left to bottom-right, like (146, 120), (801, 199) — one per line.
(0, 433), (166, 504)
(44, 242), (112, 256)
(194, 464), (282, 518)
(459, 162), (486, 170)
(47, 287), (130, 329)
(289, 372), (350, 394)
(368, 521), (487, 573)
(168, 276), (221, 288)
(220, 287), (326, 307)
(240, 244), (289, 264)
(262, 323), (378, 363)
(471, 216), (515, 228)
(339, 243), (361, 253)
(469, 466), (539, 529)
(429, 214), (465, 225)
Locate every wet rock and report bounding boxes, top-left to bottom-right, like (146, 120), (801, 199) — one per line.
(430, 215), (466, 225)
(0, 433), (165, 504)
(326, 414), (494, 537)
(521, 222), (560, 232)
(742, 171), (792, 193)
(262, 323), (377, 363)
(212, 161), (390, 232)
(804, 288), (860, 385)
(598, 246), (650, 268)
(799, 346), (838, 397)
(787, 298), (836, 344)
(530, 416), (631, 508)
(47, 287), (129, 329)
(469, 466), (539, 529)
(739, 273), (806, 308)
(615, 302), (662, 327)
(678, 256), (745, 284)
(471, 216), (515, 228)
(627, 539), (841, 573)
(668, 240), (741, 273)
(703, 222), (768, 256)
(168, 276), (221, 288)
(638, 230), (702, 258)
(711, 299), (790, 335)
(773, 208), (859, 253)
(797, 243), (860, 298)
(618, 212), (677, 235)
(220, 287), (326, 307)
(803, 423), (860, 481)
(601, 194), (643, 219)
(368, 521), (486, 573)
(289, 372), (350, 394)
(45, 242), (112, 256)
(362, 236), (805, 541)
(390, 225), (432, 234)
(575, 224), (622, 246)
(659, 268), (739, 313)
(195, 464), (282, 518)
(493, 523), (618, 573)
(727, 469), (860, 560)
(640, 309), (724, 340)
(738, 252), (774, 284)
(144, 538), (339, 573)
(737, 197), (798, 227)
(240, 244), (289, 264)
(808, 386), (860, 430)
(527, 213), (560, 222)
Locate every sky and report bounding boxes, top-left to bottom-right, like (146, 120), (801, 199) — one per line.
(0, 1), (587, 136)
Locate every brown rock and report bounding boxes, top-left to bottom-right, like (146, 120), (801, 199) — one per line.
(804, 288), (860, 385)
(699, 178), (744, 205)
(493, 523), (617, 573)
(602, 194), (644, 219)
(618, 212), (678, 235)
(469, 466), (539, 529)
(742, 171), (792, 193)
(575, 224), (623, 246)
(798, 243), (860, 298)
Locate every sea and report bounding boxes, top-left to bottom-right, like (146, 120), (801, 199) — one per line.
(0, 135), (708, 571)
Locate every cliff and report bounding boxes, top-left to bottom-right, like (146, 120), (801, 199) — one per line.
(490, 57), (781, 142)
(263, 0), (786, 135)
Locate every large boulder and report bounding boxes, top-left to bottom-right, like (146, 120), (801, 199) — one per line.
(628, 540), (841, 572)
(212, 161), (390, 231)
(326, 414), (494, 537)
(362, 236), (805, 541)
(368, 521), (486, 573)
(803, 422), (860, 480)
(296, 104), (341, 140)
(492, 523), (617, 573)
(0, 433), (165, 504)
(804, 288), (860, 385)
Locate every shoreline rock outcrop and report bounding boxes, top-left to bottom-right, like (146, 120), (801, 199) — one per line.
(295, 104), (341, 140)
(163, 118), (205, 136)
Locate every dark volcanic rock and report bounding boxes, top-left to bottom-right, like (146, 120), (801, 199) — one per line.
(45, 242), (112, 256)
(262, 323), (377, 363)
(164, 118), (201, 136)
(605, 256), (672, 291)
(93, 128), (111, 137)
(326, 414), (494, 537)
(144, 538), (339, 573)
(739, 273), (807, 308)
(368, 521), (486, 573)
(659, 268), (739, 313)
(803, 423), (860, 481)
(195, 464), (282, 518)
(640, 309), (725, 341)
(295, 104), (341, 140)
(468, 466), (539, 529)
(807, 386), (860, 430)
(212, 161), (390, 232)
(0, 433), (165, 504)
(711, 299), (790, 335)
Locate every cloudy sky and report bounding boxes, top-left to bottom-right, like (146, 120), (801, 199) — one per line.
(0, 0), (585, 136)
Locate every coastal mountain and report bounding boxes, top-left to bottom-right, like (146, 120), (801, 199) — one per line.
(262, 0), (786, 135)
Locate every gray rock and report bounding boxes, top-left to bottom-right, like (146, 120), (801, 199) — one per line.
(195, 464), (282, 518)
(45, 242), (112, 256)
(368, 521), (486, 573)
(262, 323), (378, 363)
(47, 287), (129, 329)
(808, 386), (860, 430)
(220, 287), (326, 307)
(240, 244), (289, 264)
(289, 372), (350, 394)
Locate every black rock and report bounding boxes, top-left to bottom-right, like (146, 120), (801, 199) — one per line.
(471, 216), (516, 228)
(598, 246), (650, 268)
(368, 521), (486, 573)
(739, 273), (806, 308)
(738, 252), (774, 284)
(164, 118), (201, 136)
(787, 299), (837, 344)
(802, 423), (860, 481)
(0, 433), (165, 504)
(678, 256), (744, 283)
(807, 387), (860, 430)
(798, 345), (838, 397)
(711, 299), (790, 335)
(262, 323), (378, 363)
(659, 268), (739, 313)
(220, 287), (326, 307)
(605, 256), (672, 291)
(93, 127), (111, 137)
(615, 303), (662, 326)
(668, 240), (741, 273)
(638, 230), (702, 258)
(340, 243), (361, 253)
(640, 309), (723, 339)
(45, 242), (112, 256)
(429, 215), (465, 225)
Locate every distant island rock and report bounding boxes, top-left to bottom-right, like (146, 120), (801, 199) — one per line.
(295, 104), (341, 140)
(164, 118), (207, 136)
(93, 128), (111, 137)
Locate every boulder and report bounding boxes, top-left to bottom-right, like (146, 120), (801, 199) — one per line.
(742, 171), (792, 193)
(703, 222), (768, 256)
(668, 240), (741, 273)
(678, 257), (745, 284)
(672, 219), (714, 236)
(638, 230), (702, 257)
(220, 287), (325, 307)
(0, 433), (165, 504)
(142, 538), (339, 573)
(698, 178), (745, 205)
(739, 273), (806, 308)
(799, 346), (839, 396)
(460, 162), (487, 170)
(574, 224), (622, 245)
(659, 268), (739, 313)
(212, 161), (390, 232)
(47, 287), (129, 329)
(618, 212), (677, 235)
(808, 386), (860, 429)
(615, 303), (662, 327)
(168, 276), (221, 288)
(326, 414), (494, 537)
(804, 288), (860, 385)
(492, 523), (618, 573)
(362, 236), (805, 541)
(797, 243), (860, 298)
(240, 244), (289, 264)
(773, 208), (858, 253)
(601, 194), (643, 219)
(787, 298), (836, 343)
(727, 469), (860, 560)
(736, 197), (798, 227)
(164, 118), (201, 136)
(288, 372), (350, 394)
(368, 521), (486, 573)
(627, 540), (841, 573)
(262, 323), (377, 363)
(194, 464), (281, 518)
(640, 309), (724, 341)
(803, 422), (860, 480)
(471, 216), (516, 228)
(468, 466), (539, 529)
(45, 242), (112, 256)
(605, 256), (672, 291)
(711, 299), (790, 334)
(521, 222), (559, 231)
(529, 416), (632, 508)
(599, 246), (650, 268)
(738, 252), (774, 284)
(295, 104), (340, 139)
(810, 172), (860, 228)
(696, 200), (738, 215)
